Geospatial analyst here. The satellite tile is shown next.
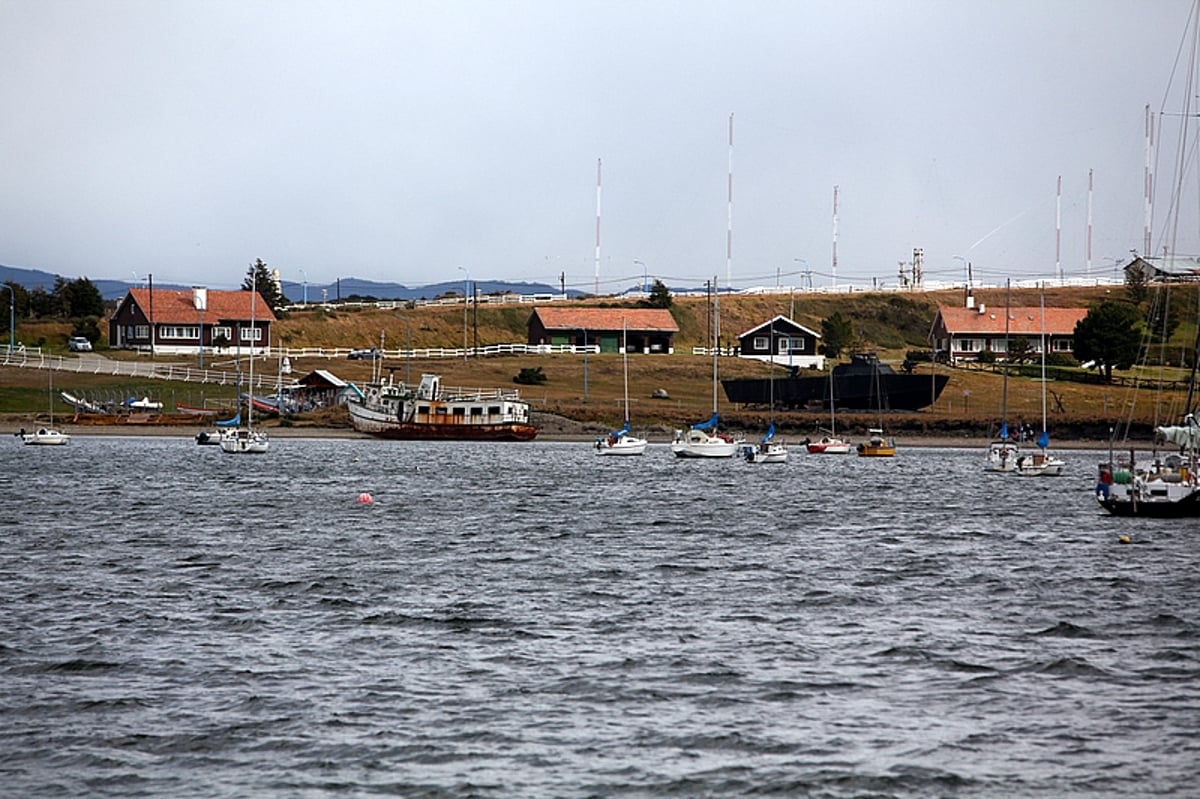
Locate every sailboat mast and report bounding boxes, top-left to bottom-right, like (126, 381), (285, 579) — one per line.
(1040, 291), (1048, 434)
(249, 271), (256, 431)
(621, 318), (630, 425)
(713, 282), (720, 414)
(1002, 279), (1011, 433)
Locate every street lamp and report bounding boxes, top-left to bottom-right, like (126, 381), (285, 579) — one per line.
(396, 313), (412, 384)
(1, 283), (13, 357)
(634, 259), (647, 293)
(457, 265), (470, 362)
(299, 269), (308, 305)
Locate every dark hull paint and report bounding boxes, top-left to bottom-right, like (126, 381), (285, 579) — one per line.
(1099, 493), (1200, 517)
(723, 373), (949, 411)
(359, 423), (538, 442)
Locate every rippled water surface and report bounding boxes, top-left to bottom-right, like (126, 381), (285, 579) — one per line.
(1, 436), (1197, 797)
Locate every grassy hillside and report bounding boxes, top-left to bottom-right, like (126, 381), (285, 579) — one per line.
(1, 284), (1190, 440)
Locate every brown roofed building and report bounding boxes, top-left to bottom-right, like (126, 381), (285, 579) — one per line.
(109, 287), (277, 355)
(930, 303), (1088, 364)
(527, 307), (679, 353)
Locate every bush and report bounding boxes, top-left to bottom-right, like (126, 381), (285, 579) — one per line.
(976, 349), (997, 364)
(513, 366), (547, 385)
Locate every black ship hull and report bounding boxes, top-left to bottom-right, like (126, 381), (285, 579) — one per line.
(722, 355), (949, 411)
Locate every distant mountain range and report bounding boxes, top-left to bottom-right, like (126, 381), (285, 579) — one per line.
(0, 263), (587, 302)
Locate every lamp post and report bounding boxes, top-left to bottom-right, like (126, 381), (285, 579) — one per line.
(396, 314), (412, 383)
(1, 283), (13, 357)
(634, 259), (647, 293)
(300, 269), (308, 305)
(457, 266), (470, 361)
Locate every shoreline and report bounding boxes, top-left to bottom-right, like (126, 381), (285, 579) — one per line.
(0, 420), (1125, 450)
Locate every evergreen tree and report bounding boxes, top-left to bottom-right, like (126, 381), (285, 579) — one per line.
(819, 311), (853, 359)
(646, 279), (672, 309)
(1073, 300), (1143, 382)
(242, 258), (289, 312)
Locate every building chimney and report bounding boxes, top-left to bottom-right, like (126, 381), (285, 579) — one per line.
(966, 289), (975, 309)
(977, 303), (986, 314)
(193, 287), (207, 311)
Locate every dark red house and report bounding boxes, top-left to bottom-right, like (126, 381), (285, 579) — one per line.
(108, 287), (276, 355)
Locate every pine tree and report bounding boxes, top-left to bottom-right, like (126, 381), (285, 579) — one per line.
(242, 258), (289, 312)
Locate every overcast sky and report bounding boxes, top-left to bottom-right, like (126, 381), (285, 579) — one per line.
(0, 0), (1192, 293)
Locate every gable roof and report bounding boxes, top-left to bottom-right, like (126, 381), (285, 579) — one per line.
(299, 369), (347, 388)
(936, 305), (1087, 336)
(530, 306), (679, 332)
(126, 288), (277, 324)
(736, 315), (821, 339)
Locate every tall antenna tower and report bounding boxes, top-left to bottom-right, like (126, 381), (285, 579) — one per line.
(1087, 168), (1094, 278)
(726, 113), (734, 293)
(831, 185), (839, 288)
(1056, 175), (1062, 281)
(594, 158), (602, 296)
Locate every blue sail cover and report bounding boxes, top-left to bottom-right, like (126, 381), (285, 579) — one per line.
(610, 421), (631, 438)
(691, 413), (720, 431)
(761, 422), (776, 444)
(999, 422), (1009, 440)
(1036, 430), (1049, 449)
(215, 412), (241, 428)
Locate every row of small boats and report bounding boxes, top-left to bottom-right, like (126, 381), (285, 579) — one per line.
(595, 420), (896, 461)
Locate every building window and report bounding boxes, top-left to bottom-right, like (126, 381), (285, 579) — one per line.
(957, 338), (982, 353)
(488, 406), (500, 415)
(452, 407), (465, 416)
(1052, 338), (1073, 352)
(471, 407), (483, 416)
(212, 326), (232, 342)
(159, 326), (199, 339)
(135, 325), (149, 339)
(753, 336), (768, 351)
(239, 327), (262, 342)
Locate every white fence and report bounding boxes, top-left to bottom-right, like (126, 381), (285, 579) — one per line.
(0, 342), (601, 387)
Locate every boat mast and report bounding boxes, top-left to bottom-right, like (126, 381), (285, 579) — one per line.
(1002, 279), (1011, 437)
(621, 317), (630, 425)
(249, 271), (256, 432)
(1039, 289), (1048, 439)
(712, 280), (720, 415)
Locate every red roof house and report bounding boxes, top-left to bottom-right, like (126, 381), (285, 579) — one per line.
(526, 306), (679, 353)
(109, 287), (277, 355)
(930, 303), (1088, 364)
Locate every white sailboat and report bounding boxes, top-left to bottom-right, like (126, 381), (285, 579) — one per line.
(221, 273), (269, 454)
(1016, 291), (1065, 476)
(22, 366), (70, 446)
(596, 319), (648, 456)
(985, 280), (1019, 472)
(672, 284), (741, 458)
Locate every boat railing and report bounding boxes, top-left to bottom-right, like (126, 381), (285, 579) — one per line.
(440, 386), (525, 402)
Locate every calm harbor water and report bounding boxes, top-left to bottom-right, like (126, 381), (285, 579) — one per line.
(1, 436), (1196, 798)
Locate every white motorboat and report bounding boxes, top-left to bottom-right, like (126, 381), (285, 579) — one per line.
(21, 426), (70, 446)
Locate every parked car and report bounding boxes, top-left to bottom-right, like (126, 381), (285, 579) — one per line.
(347, 348), (381, 360)
(67, 336), (93, 352)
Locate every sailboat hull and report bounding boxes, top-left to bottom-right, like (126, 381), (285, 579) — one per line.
(596, 435), (648, 455)
(671, 430), (738, 458)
